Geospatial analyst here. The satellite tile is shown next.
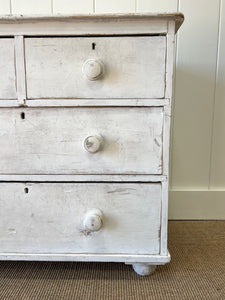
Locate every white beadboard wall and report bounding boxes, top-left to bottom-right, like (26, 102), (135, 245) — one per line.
(0, 0), (225, 219)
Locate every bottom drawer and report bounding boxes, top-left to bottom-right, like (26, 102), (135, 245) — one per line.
(0, 182), (161, 255)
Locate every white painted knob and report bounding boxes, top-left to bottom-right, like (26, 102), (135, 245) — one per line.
(83, 209), (103, 232)
(83, 135), (102, 153)
(82, 59), (104, 80)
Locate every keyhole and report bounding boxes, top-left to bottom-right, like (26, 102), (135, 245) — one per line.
(24, 187), (29, 194)
(92, 42), (96, 50)
(21, 112), (25, 119)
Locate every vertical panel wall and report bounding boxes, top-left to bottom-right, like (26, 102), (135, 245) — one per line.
(95, 0), (135, 13)
(210, 0), (225, 188)
(170, 0), (225, 219)
(53, 0), (94, 14)
(137, 0), (177, 12)
(0, 0), (225, 219)
(0, 0), (10, 14)
(11, 0), (51, 14)
(171, 0), (220, 188)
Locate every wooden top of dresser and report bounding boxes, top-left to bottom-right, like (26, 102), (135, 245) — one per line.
(0, 13), (184, 36)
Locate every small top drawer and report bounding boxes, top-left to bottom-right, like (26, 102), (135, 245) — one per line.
(0, 38), (16, 99)
(25, 36), (166, 99)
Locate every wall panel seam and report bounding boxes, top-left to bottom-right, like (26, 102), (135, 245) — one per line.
(93, 0), (95, 13)
(177, 0), (180, 12)
(209, 0), (222, 189)
(9, 0), (12, 14)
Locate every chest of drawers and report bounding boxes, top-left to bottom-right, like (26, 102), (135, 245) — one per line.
(0, 13), (183, 276)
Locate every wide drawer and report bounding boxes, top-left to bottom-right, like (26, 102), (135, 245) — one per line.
(0, 182), (161, 255)
(25, 36), (166, 99)
(0, 107), (163, 175)
(0, 38), (16, 99)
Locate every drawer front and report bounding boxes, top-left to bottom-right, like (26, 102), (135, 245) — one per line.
(0, 182), (161, 254)
(0, 107), (163, 175)
(25, 36), (166, 99)
(0, 38), (17, 99)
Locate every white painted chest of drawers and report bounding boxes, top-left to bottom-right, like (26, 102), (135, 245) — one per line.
(0, 14), (183, 276)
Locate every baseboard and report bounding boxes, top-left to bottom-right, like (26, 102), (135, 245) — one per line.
(169, 190), (225, 220)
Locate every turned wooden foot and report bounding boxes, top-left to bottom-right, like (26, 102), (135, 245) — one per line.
(132, 264), (157, 276)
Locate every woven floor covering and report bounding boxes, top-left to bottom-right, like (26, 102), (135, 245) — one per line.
(0, 221), (224, 300)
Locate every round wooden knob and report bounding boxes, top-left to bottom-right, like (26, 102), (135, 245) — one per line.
(83, 209), (103, 232)
(83, 135), (102, 153)
(82, 59), (104, 80)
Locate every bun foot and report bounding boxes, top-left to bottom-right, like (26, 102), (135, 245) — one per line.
(132, 264), (157, 276)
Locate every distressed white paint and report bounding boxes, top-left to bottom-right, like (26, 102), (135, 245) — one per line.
(0, 38), (17, 99)
(0, 15), (170, 36)
(14, 36), (26, 105)
(0, 107), (163, 175)
(0, 98), (169, 107)
(83, 135), (103, 153)
(160, 180), (169, 255)
(83, 209), (104, 232)
(25, 36), (166, 99)
(1, 0), (225, 220)
(82, 59), (104, 81)
(0, 14), (182, 275)
(0, 174), (167, 182)
(0, 182), (161, 254)
(163, 21), (175, 177)
(0, 253), (171, 264)
(53, 0), (93, 14)
(132, 264), (157, 276)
